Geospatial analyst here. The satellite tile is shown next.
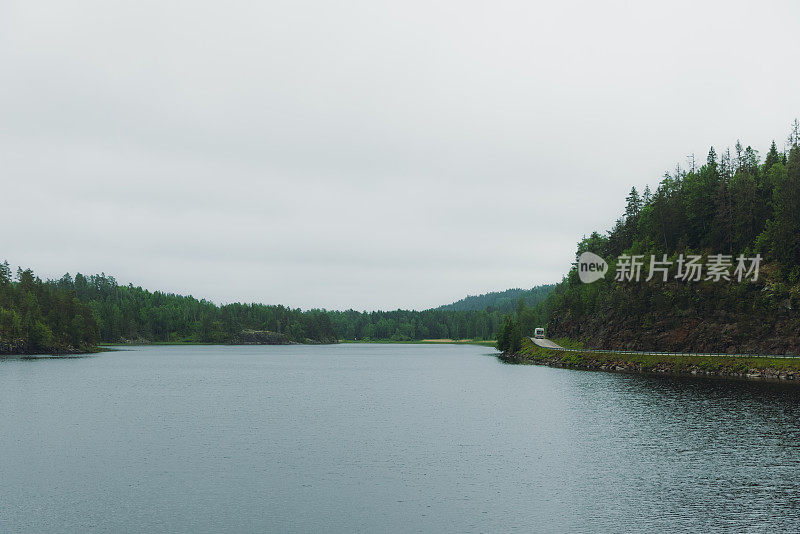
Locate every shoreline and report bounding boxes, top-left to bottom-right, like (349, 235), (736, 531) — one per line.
(338, 339), (496, 346)
(0, 340), (106, 357)
(503, 338), (800, 383)
(2, 339), (496, 356)
(101, 339), (496, 347)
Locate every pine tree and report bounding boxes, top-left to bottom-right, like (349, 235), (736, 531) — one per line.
(707, 146), (718, 168)
(496, 315), (522, 353)
(625, 187), (642, 219)
(0, 262), (10, 285)
(642, 185), (652, 204)
(713, 169), (732, 254)
(769, 145), (800, 269)
(735, 140), (744, 170)
(788, 118), (800, 148)
(764, 140), (781, 170)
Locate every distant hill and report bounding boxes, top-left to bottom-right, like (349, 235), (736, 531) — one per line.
(437, 285), (556, 313)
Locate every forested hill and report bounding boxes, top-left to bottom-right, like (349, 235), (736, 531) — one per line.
(510, 120), (800, 355)
(1, 264), (530, 353)
(437, 285), (555, 312)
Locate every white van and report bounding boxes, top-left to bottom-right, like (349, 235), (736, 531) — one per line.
(534, 328), (545, 339)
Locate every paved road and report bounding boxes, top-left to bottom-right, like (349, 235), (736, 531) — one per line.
(529, 337), (799, 359)
(531, 337), (565, 350)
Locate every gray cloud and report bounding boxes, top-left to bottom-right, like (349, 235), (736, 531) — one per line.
(2, 0), (799, 309)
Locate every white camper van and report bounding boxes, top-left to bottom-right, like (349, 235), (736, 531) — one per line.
(534, 328), (545, 339)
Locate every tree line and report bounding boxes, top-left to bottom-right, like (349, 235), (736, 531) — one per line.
(0, 263), (98, 353)
(0, 263), (554, 353)
(54, 272), (338, 345)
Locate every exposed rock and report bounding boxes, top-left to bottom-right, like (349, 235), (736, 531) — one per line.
(231, 330), (293, 345)
(0, 339), (89, 356)
(503, 345), (800, 384)
(549, 302), (800, 356)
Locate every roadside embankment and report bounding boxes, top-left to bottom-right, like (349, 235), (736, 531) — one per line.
(502, 338), (800, 382)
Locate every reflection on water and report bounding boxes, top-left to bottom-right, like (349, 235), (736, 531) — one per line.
(1, 344), (799, 533)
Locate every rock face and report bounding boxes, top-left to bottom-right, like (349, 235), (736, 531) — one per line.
(231, 330), (338, 345)
(548, 298), (800, 356)
(0, 340), (88, 355)
(232, 330), (293, 345)
(0, 340), (28, 354)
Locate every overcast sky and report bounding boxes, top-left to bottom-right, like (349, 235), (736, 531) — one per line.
(1, 1), (798, 310)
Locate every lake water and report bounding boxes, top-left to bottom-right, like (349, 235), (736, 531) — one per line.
(1, 344), (800, 533)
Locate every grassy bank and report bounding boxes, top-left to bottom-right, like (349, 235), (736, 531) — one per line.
(339, 339), (497, 346)
(504, 337), (800, 381)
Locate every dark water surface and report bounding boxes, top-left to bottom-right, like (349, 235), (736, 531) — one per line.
(2, 344), (800, 533)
